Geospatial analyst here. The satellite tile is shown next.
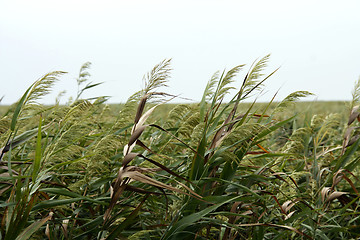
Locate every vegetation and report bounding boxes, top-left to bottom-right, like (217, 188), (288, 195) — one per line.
(1, 56), (360, 239)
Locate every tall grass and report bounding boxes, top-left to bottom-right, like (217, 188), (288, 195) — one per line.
(0, 58), (359, 239)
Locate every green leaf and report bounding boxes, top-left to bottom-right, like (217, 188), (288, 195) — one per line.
(161, 196), (241, 239)
(11, 83), (34, 131)
(32, 116), (42, 182)
(2, 122), (52, 153)
(189, 136), (206, 181)
(334, 137), (360, 172)
(73, 216), (103, 240)
(15, 214), (51, 240)
(32, 198), (84, 211)
(83, 82), (103, 91)
(214, 161), (238, 195)
(106, 196), (147, 240)
(253, 116), (296, 141)
(40, 188), (106, 205)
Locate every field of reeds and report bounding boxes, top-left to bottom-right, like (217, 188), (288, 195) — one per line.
(1, 56), (360, 239)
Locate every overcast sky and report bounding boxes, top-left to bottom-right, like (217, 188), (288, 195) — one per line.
(1, 0), (360, 105)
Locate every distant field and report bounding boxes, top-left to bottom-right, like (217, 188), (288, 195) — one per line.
(38, 100), (355, 117)
(1, 100), (350, 122)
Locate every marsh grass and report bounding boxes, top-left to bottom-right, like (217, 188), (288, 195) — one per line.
(0, 58), (359, 239)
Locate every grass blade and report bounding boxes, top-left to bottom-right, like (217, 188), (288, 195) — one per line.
(15, 213), (52, 240)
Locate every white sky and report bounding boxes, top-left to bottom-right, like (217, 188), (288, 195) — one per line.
(1, 0), (360, 104)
